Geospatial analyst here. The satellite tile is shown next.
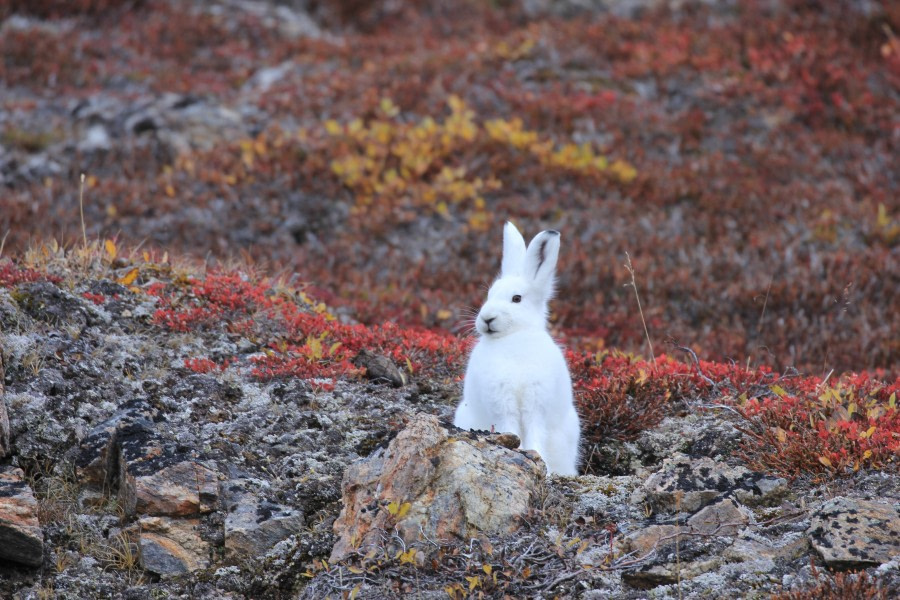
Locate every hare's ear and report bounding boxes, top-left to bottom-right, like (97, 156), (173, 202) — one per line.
(524, 230), (560, 297)
(501, 221), (527, 276)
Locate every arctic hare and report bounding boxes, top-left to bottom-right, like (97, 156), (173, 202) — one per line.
(454, 222), (581, 475)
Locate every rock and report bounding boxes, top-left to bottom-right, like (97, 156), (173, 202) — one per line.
(74, 406), (156, 505)
(352, 349), (406, 387)
(0, 466), (44, 568)
(808, 496), (900, 568)
(620, 499), (749, 558)
(115, 419), (218, 518)
(16, 282), (87, 328)
(330, 413), (545, 562)
(622, 524), (683, 556)
(126, 460), (219, 518)
(0, 352), (10, 458)
(639, 454), (788, 513)
(724, 532), (808, 563)
(78, 124), (111, 152)
(222, 485), (304, 561)
(138, 516), (210, 577)
(686, 498), (749, 535)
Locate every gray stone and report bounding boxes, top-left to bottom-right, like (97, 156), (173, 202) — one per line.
(686, 498), (749, 535)
(0, 466), (43, 568)
(223, 486), (304, 561)
(808, 496), (900, 568)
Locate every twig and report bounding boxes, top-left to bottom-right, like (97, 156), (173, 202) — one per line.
(748, 274), (774, 370)
(675, 345), (717, 392)
(624, 252), (655, 367)
(537, 570), (580, 592)
(79, 173), (87, 247)
(0, 230), (8, 259)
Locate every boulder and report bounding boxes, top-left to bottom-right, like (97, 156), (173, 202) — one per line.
(808, 496), (900, 568)
(0, 466), (44, 568)
(330, 413), (545, 562)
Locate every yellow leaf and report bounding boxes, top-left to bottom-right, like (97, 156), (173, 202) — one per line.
(818, 455), (833, 467)
(396, 501), (411, 519)
(324, 120), (342, 135)
(349, 584), (360, 600)
(862, 426), (876, 439)
(775, 427), (787, 443)
(771, 384), (788, 398)
(466, 576), (479, 591)
(306, 336), (323, 360)
(387, 501), (399, 516)
(889, 392), (896, 409)
(347, 566), (364, 574)
(877, 203), (890, 228)
(482, 564), (492, 576)
(165, 184), (175, 197)
(142, 251), (151, 262)
(118, 268), (139, 286)
(328, 342), (343, 356)
(863, 449), (873, 460)
(104, 239), (117, 259)
(436, 309), (452, 320)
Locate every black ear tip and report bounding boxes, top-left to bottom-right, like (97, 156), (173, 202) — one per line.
(546, 230), (560, 236)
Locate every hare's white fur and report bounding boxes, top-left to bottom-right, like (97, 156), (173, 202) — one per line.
(454, 222), (581, 475)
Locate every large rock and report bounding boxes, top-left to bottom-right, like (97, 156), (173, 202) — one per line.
(138, 516), (211, 577)
(639, 454), (787, 513)
(330, 413), (545, 562)
(808, 496), (900, 568)
(0, 466), (44, 567)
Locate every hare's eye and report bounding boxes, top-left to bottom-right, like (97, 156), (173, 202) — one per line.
(512, 294), (522, 303)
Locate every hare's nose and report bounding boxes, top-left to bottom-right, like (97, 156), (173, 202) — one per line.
(482, 316), (495, 326)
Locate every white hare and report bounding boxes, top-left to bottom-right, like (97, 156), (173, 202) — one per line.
(454, 222), (581, 475)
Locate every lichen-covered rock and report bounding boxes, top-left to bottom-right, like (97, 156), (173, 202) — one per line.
(0, 466), (43, 568)
(808, 496), (900, 568)
(16, 281), (88, 328)
(686, 498), (749, 535)
(222, 483), (305, 561)
(75, 405), (157, 492)
(330, 413), (545, 562)
(138, 516), (211, 577)
(638, 454), (788, 513)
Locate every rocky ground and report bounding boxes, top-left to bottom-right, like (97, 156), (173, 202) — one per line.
(0, 256), (897, 598)
(1, 0), (899, 598)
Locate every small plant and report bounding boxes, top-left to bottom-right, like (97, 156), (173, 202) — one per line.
(734, 374), (899, 481)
